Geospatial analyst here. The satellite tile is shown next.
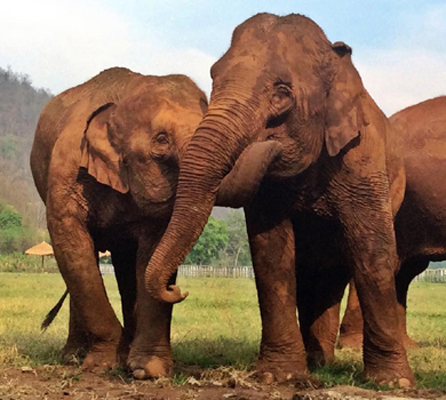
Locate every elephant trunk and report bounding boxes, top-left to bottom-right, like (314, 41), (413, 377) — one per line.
(145, 104), (252, 303)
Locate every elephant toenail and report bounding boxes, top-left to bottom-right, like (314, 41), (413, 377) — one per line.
(133, 369), (146, 380)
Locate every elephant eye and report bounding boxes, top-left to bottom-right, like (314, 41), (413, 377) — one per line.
(151, 131), (171, 161)
(155, 131), (169, 144)
(273, 82), (293, 99)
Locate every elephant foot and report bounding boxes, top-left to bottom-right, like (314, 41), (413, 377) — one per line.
(128, 355), (173, 379)
(337, 333), (363, 350)
(363, 358), (414, 388)
(256, 352), (309, 384)
(81, 344), (119, 373)
(60, 342), (89, 365)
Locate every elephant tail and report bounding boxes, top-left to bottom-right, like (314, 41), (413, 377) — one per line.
(41, 289), (69, 331)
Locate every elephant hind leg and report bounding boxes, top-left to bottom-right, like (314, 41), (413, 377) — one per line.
(339, 258), (429, 352)
(396, 258), (429, 348)
(338, 281), (363, 350)
(296, 263), (350, 367)
(128, 230), (177, 380)
(62, 249), (101, 365)
(111, 242), (138, 366)
(47, 199), (122, 372)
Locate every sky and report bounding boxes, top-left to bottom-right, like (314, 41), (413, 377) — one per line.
(0, 0), (445, 115)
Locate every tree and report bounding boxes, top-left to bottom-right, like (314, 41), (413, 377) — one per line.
(0, 204), (22, 229)
(185, 216), (228, 265)
(0, 202), (27, 253)
(225, 209), (251, 266)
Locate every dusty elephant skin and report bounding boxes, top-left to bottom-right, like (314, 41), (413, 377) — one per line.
(143, 13), (414, 386)
(31, 67), (208, 376)
(339, 96), (446, 350)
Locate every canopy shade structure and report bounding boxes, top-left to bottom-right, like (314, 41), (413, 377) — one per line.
(99, 250), (111, 258)
(25, 241), (54, 269)
(25, 241), (54, 256)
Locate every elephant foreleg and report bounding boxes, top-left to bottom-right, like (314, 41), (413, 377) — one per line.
(245, 205), (308, 383)
(338, 195), (414, 386)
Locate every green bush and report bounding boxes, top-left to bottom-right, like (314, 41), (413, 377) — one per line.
(0, 253), (58, 273)
(0, 202), (48, 254)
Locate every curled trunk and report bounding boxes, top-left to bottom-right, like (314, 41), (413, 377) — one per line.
(144, 107), (250, 303)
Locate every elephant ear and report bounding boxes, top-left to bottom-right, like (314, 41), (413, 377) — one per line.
(80, 103), (129, 193)
(325, 41), (367, 157)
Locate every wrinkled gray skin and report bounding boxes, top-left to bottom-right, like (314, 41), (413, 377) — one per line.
(143, 13), (414, 386)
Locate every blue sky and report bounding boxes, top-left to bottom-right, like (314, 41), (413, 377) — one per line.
(0, 0), (444, 115)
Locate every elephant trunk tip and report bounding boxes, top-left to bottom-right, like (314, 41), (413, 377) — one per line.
(162, 285), (189, 304)
(145, 273), (189, 304)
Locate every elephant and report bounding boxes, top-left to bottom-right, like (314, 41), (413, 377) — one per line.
(338, 96), (446, 350)
(32, 66), (277, 375)
(142, 13), (414, 386)
(31, 67), (210, 373)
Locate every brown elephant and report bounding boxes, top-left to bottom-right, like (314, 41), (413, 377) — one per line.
(32, 66), (277, 375)
(338, 96), (446, 350)
(142, 13), (414, 386)
(31, 67), (209, 373)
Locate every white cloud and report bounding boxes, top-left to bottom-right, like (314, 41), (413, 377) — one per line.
(355, 48), (446, 116)
(353, 4), (446, 116)
(0, 0), (444, 111)
(0, 0), (215, 95)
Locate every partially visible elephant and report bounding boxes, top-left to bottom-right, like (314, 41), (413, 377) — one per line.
(339, 96), (446, 350)
(31, 67), (209, 373)
(142, 13), (414, 386)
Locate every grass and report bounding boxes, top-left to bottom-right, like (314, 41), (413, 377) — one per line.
(0, 272), (445, 389)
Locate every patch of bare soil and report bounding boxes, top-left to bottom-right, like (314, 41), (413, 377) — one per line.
(0, 367), (445, 400)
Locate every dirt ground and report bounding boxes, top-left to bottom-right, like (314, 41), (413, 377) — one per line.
(1, 367), (445, 400)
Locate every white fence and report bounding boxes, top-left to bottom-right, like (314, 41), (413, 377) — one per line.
(178, 265), (254, 278)
(99, 264), (254, 278)
(414, 268), (446, 283)
(99, 264), (446, 283)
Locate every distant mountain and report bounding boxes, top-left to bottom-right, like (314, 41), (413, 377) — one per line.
(0, 66), (52, 228)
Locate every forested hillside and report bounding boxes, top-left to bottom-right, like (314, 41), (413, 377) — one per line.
(0, 66), (52, 231)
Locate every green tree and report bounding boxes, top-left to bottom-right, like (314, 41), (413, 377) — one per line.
(225, 209), (251, 266)
(185, 216), (228, 265)
(0, 205), (22, 229)
(0, 202), (29, 253)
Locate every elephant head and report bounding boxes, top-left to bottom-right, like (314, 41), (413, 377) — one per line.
(80, 74), (208, 210)
(145, 13), (368, 302)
